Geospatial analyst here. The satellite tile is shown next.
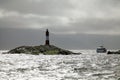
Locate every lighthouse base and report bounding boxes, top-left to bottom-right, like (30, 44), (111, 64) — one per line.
(45, 40), (50, 45)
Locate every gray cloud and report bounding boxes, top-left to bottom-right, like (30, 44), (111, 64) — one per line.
(0, 0), (120, 33)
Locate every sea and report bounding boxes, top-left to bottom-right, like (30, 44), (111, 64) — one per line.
(0, 50), (120, 80)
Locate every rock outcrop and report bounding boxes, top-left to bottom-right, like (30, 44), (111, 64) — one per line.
(7, 45), (81, 55)
(107, 50), (120, 54)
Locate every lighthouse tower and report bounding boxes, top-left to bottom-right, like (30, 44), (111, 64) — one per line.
(45, 29), (50, 45)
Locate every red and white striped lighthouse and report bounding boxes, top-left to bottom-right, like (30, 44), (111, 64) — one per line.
(45, 29), (50, 45)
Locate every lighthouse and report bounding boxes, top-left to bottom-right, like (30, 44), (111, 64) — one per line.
(45, 29), (50, 45)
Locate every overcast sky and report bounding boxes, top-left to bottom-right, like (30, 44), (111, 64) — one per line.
(0, 0), (120, 50)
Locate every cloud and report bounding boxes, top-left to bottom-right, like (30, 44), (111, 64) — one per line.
(0, 0), (120, 35)
(0, 8), (71, 29)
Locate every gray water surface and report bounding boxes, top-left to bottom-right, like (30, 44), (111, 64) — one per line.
(0, 50), (120, 80)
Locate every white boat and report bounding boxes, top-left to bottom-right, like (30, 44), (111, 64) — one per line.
(96, 46), (107, 53)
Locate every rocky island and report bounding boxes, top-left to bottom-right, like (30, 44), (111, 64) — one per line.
(7, 45), (80, 55)
(6, 29), (81, 55)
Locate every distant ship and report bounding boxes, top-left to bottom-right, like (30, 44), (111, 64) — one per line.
(96, 46), (107, 53)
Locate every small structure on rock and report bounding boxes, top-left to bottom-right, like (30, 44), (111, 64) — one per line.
(45, 29), (50, 45)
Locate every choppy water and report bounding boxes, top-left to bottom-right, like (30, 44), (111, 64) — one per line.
(0, 50), (120, 80)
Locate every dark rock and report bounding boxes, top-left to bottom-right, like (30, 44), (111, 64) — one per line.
(58, 50), (73, 55)
(118, 78), (120, 80)
(107, 50), (120, 54)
